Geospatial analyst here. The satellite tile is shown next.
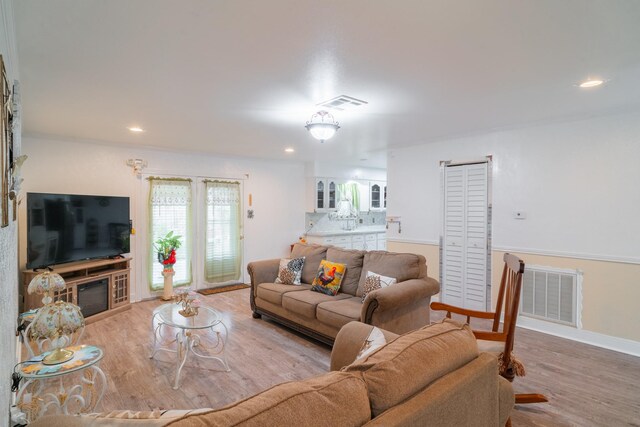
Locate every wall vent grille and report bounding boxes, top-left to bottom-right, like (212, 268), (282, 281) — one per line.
(520, 265), (582, 328)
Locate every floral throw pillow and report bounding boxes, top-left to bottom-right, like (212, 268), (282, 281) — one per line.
(361, 271), (397, 302)
(311, 260), (347, 296)
(356, 326), (387, 361)
(275, 257), (305, 285)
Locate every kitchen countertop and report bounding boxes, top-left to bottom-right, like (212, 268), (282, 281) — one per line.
(305, 226), (386, 237)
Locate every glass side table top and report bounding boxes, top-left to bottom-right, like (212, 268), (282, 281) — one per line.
(19, 345), (104, 378)
(153, 303), (221, 329)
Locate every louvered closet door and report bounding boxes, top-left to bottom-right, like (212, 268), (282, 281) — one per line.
(443, 163), (488, 311)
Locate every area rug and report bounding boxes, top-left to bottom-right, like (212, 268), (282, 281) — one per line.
(197, 284), (250, 295)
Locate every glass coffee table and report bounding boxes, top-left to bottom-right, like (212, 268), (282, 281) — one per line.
(150, 303), (229, 389)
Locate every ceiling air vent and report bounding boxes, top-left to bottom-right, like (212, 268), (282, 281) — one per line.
(317, 95), (368, 110)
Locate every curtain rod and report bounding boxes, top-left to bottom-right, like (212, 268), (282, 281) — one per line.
(146, 177), (193, 182)
(202, 179), (240, 185)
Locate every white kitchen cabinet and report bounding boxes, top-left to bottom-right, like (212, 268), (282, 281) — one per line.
(351, 235), (365, 250)
(369, 181), (387, 211)
(305, 232), (387, 251)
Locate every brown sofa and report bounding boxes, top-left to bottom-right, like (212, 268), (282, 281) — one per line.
(30, 319), (514, 426)
(248, 243), (440, 344)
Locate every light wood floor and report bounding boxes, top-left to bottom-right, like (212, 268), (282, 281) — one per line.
(71, 289), (639, 426)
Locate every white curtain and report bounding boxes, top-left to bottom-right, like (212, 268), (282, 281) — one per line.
(204, 180), (242, 283)
(148, 178), (193, 290)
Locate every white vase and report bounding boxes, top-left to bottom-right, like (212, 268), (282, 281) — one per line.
(161, 269), (175, 301)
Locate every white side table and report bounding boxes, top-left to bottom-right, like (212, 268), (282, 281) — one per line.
(15, 344), (107, 424)
(150, 303), (230, 389)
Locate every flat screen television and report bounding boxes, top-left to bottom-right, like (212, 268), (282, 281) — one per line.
(27, 193), (130, 269)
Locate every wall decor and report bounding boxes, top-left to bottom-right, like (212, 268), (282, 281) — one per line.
(0, 55), (12, 227)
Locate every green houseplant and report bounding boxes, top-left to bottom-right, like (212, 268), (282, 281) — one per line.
(154, 231), (182, 271)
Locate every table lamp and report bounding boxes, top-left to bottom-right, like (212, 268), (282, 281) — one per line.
(30, 301), (85, 365)
(27, 269), (66, 305)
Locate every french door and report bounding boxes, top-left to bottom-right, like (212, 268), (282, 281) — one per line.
(141, 175), (244, 297)
(441, 162), (490, 311)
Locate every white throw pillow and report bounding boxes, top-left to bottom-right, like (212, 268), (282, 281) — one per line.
(275, 257), (305, 285)
(361, 271), (397, 302)
(356, 326), (387, 361)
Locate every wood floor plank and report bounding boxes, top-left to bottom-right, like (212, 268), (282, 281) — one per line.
(27, 289), (640, 426)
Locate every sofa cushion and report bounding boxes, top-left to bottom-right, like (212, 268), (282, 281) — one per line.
(291, 243), (328, 285)
(282, 290), (350, 319)
(326, 247), (365, 296)
(256, 283), (311, 306)
(357, 251), (425, 296)
(169, 372), (371, 427)
(317, 297), (362, 329)
(344, 319), (479, 416)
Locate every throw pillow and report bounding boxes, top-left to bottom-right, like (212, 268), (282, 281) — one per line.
(275, 257), (305, 285)
(311, 260), (347, 296)
(361, 271), (397, 302)
(356, 326), (387, 361)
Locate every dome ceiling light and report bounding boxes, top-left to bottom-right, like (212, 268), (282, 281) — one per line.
(305, 110), (340, 143)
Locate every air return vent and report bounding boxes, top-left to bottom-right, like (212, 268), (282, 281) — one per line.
(317, 95), (368, 110)
(520, 265), (582, 327)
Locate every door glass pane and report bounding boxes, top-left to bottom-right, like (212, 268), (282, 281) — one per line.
(329, 182), (336, 209)
(148, 179), (192, 290)
(205, 181), (242, 283)
(371, 184), (380, 208)
(317, 181), (324, 209)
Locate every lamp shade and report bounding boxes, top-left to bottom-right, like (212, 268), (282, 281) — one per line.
(30, 301), (85, 340)
(27, 271), (66, 305)
(305, 111), (340, 142)
(30, 301), (85, 365)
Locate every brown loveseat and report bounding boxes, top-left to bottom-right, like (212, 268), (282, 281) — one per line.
(31, 319), (514, 426)
(248, 243), (440, 344)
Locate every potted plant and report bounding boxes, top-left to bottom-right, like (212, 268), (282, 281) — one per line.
(154, 231), (182, 300)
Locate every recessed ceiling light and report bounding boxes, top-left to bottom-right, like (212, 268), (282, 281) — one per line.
(579, 79), (604, 88)
(284, 148), (295, 153)
(128, 126), (144, 133)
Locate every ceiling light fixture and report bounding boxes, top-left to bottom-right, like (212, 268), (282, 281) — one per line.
(284, 148), (295, 153)
(579, 78), (604, 88)
(128, 126), (144, 133)
(305, 111), (340, 143)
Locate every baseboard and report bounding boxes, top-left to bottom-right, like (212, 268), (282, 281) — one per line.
(517, 316), (640, 358)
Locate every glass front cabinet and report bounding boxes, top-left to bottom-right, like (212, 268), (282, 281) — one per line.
(369, 181), (387, 210)
(314, 178), (338, 212)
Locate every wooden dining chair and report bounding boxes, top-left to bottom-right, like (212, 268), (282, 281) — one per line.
(431, 252), (547, 407)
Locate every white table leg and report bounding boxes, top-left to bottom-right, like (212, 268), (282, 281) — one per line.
(174, 330), (190, 390)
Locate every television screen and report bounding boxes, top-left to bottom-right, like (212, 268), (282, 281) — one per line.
(27, 193), (130, 269)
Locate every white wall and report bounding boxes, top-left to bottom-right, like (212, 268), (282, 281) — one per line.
(387, 110), (640, 345)
(304, 161), (386, 181)
(0, 0), (19, 424)
(20, 137), (306, 300)
(388, 111), (640, 261)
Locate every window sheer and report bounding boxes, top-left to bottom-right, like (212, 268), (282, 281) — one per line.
(148, 178), (193, 290)
(204, 180), (241, 283)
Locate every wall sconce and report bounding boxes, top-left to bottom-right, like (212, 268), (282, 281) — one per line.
(126, 159), (148, 177)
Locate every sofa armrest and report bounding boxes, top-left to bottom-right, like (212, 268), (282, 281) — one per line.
(247, 259), (280, 294)
(330, 321), (399, 371)
(361, 277), (440, 334)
